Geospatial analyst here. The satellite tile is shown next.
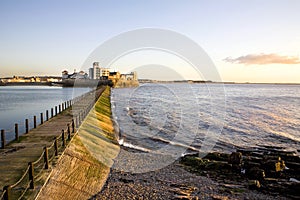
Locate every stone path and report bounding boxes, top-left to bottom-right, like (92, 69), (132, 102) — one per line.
(0, 87), (105, 192)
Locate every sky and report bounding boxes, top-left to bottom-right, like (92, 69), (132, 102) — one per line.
(0, 0), (300, 83)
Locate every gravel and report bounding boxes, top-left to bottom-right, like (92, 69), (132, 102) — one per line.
(92, 160), (288, 200)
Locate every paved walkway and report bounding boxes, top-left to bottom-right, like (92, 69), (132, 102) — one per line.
(0, 87), (105, 191)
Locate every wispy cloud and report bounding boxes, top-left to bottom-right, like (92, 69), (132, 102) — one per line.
(224, 53), (300, 65)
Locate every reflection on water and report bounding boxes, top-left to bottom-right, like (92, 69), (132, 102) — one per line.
(112, 83), (300, 154)
(0, 86), (90, 141)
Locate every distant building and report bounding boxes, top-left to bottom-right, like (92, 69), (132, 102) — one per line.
(109, 71), (121, 85)
(89, 62), (110, 79)
(62, 70), (69, 79)
(120, 72), (137, 81)
(62, 70), (88, 79)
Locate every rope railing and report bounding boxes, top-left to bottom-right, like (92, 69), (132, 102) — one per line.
(0, 190), (6, 200)
(10, 166), (30, 189)
(0, 87), (103, 200)
(0, 99), (73, 149)
(0, 89), (100, 149)
(16, 181), (31, 200)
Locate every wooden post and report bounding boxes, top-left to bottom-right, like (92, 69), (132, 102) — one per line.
(46, 110), (49, 121)
(3, 185), (12, 200)
(62, 130), (66, 147)
(51, 108), (54, 118)
(25, 119), (29, 133)
(64, 102), (67, 110)
(33, 116), (37, 128)
(28, 162), (34, 189)
(78, 113), (81, 125)
(59, 105), (61, 113)
(15, 123), (19, 141)
(55, 106), (58, 115)
(67, 124), (71, 140)
(44, 147), (49, 169)
(40, 113), (44, 124)
(62, 103), (64, 111)
(54, 137), (58, 156)
(1, 130), (5, 149)
(72, 119), (75, 133)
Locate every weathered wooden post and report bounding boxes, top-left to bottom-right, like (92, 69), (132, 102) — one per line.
(28, 162), (35, 189)
(72, 119), (75, 133)
(75, 116), (79, 128)
(62, 103), (64, 111)
(54, 137), (58, 156)
(46, 110), (49, 121)
(81, 111), (84, 121)
(59, 105), (61, 113)
(64, 102), (67, 110)
(40, 113), (44, 124)
(15, 123), (19, 141)
(62, 130), (66, 147)
(33, 116), (37, 128)
(78, 113), (81, 124)
(3, 185), (12, 200)
(67, 124), (71, 140)
(25, 119), (29, 133)
(55, 106), (58, 115)
(51, 108), (54, 118)
(1, 130), (5, 149)
(44, 147), (49, 169)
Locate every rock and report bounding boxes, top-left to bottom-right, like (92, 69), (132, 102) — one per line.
(247, 167), (265, 181)
(285, 161), (300, 171)
(275, 160), (285, 172)
(205, 161), (232, 171)
(211, 195), (229, 200)
(284, 154), (300, 163)
(203, 152), (229, 162)
(286, 182), (300, 197)
(244, 161), (261, 171)
(248, 180), (261, 190)
(262, 156), (285, 176)
(119, 178), (134, 183)
(180, 155), (204, 169)
(228, 152), (242, 165)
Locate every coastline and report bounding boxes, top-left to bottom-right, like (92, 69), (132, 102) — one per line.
(95, 147), (299, 199)
(35, 86), (300, 199)
(95, 149), (298, 199)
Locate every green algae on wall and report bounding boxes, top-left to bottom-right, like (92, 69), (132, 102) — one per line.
(37, 87), (120, 200)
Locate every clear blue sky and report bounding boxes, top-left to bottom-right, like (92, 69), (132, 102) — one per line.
(0, 0), (299, 83)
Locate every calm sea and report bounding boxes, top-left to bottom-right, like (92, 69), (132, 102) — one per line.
(111, 83), (300, 155)
(0, 86), (90, 141)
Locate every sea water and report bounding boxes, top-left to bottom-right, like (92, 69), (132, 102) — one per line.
(111, 83), (300, 154)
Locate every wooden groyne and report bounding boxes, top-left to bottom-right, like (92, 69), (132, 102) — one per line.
(0, 86), (106, 200)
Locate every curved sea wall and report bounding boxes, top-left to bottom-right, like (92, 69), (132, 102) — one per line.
(114, 79), (139, 88)
(36, 87), (120, 199)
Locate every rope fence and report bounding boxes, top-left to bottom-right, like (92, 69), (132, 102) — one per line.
(0, 87), (105, 200)
(0, 88), (101, 149)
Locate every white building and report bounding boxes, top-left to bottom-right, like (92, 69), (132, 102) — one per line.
(89, 62), (110, 79)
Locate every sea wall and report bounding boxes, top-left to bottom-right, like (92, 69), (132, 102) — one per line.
(36, 87), (120, 199)
(114, 79), (139, 88)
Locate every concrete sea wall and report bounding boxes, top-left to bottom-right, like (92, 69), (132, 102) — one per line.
(36, 87), (120, 199)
